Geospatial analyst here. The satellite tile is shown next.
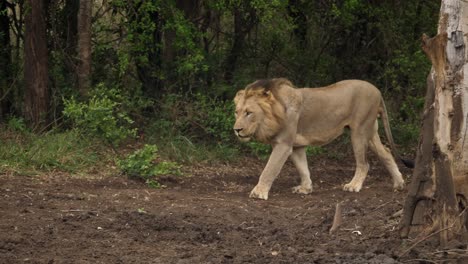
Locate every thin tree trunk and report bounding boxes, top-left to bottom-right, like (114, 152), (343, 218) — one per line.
(223, 8), (246, 84)
(223, 1), (257, 84)
(77, 0), (92, 97)
(0, 0), (12, 120)
(24, 0), (49, 129)
(400, 0), (468, 244)
(287, 0), (307, 49)
(130, 2), (163, 98)
(64, 0), (79, 52)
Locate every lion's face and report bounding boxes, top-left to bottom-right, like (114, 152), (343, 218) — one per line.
(233, 86), (285, 143)
(233, 93), (266, 142)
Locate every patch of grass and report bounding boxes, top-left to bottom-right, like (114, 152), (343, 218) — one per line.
(306, 146), (325, 156)
(0, 127), (110, 175)
(148, 133), (240, 164)
(144, 115), (241, 164)
(117, 144), (181, 187)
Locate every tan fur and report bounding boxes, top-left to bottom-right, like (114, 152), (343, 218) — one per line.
(234, 78), (405, 200)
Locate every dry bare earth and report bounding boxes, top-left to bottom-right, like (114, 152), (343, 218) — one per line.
(0, 157), (463, 263)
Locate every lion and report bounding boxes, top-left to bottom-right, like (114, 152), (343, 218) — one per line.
(233, 78), (413, 200)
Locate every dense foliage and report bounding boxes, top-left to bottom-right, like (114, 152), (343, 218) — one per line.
(0, 0), (439, 173)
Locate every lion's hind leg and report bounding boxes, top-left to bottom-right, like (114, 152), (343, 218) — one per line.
(290, 147), (313, 194)
(369, 121), (405, 191)
(343, 130), (370, 192)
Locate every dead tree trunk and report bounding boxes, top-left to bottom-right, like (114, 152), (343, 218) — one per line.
(77, 0), (92, 97)
(400, 0), (468, 246)
(24, 0), (49, 129)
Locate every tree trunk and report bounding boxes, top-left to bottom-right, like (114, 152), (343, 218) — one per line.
(64, 0), (79, 53)
(24, 0), (49, 129)
(400, 0), (468, 246)
(287, 0), (308, 50)
(77, 0), (92, 97)
(0, 0), (12, 120)
(162, 0), (201, 87)
(129, 2), (163, 99)
(61, 0), (79, 83)
(223, 8), (248, 85)
(223, 1), (257, 84)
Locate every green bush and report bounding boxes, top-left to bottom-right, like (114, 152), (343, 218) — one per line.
(63, 83), (137, 146)
(117, 144), (181, 188)
(6, 116), (28, 133)
(246, 141), (271, 159)
(154, 93), (236, 144)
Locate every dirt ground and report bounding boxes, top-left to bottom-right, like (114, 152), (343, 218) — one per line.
(1, 156), (466, 264)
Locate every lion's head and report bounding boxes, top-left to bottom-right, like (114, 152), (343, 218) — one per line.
(233, 79), (290, 143)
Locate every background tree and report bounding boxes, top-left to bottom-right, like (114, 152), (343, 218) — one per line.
(77, 0), (92, 96)
(24, 0), (49, 129)
(222, 0), (259, 84)
(0, 0), (12, 120)
(400, 0), (468, 247)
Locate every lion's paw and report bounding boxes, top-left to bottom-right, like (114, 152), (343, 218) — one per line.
(292, 185), (313, 195)
(343, 182), (362, 192)
(393, 180), (405, 191)
(249, 185), (269, 200)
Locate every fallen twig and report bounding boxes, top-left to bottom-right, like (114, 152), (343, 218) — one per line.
(329, 202), (342, 234)
(370, 201), (391, 212)
(402, 258), (437, 264)
(60, 209), (98, 213)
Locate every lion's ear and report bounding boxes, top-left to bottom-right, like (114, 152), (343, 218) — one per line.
(260, 89), (274, 101)
(234, 90), (245, 104)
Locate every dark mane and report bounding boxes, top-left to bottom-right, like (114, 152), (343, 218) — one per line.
(245, 78), (294, 93)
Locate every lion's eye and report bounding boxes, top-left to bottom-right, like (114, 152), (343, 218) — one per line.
(245, 111), (252, 117)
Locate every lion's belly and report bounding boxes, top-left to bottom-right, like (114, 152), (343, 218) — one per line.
(294, 126), (344, 147)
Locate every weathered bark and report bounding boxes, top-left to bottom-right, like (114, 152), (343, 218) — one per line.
(0, 0), (12, 120)
(77, 0), (92, 97)
(24, 0), (49, 129)
(400, 0), (468, 244)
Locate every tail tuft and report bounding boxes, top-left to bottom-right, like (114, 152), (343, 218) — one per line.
(401, 158), (414, 168)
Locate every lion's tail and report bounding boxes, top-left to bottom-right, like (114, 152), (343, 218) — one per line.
(380, 98), (414, 168)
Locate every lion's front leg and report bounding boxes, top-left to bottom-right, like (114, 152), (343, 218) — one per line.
(250, 144), (293, 200)
(290, 147), (313, 195)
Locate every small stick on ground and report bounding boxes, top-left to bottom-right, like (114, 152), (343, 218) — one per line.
(329, 202), (342, 234)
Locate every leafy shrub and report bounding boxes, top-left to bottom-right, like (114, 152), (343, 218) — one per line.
(6, 116), (28, 133)
(392, 122), (420, 151)
(155, 93), (236, 143)
(63, 83), (137, 146)
(246, 141), (271, 159)
(192, 93), (236, 144)
(117, 144), (181, 188)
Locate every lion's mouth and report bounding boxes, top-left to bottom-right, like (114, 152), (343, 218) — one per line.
(236, 133), (252, 141)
